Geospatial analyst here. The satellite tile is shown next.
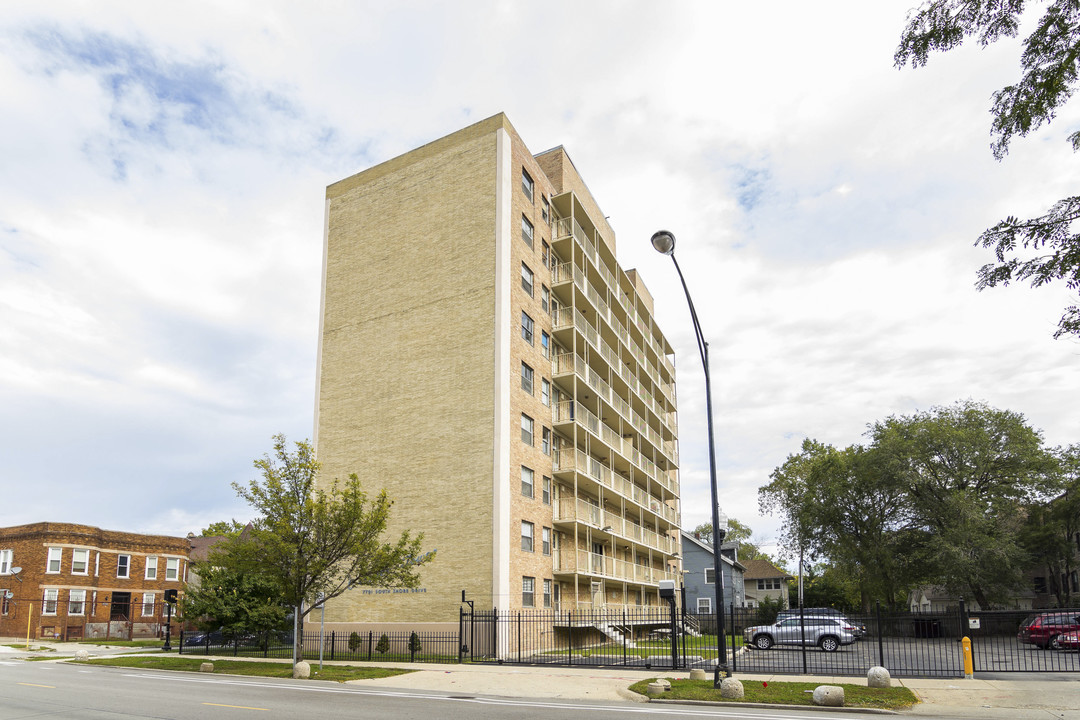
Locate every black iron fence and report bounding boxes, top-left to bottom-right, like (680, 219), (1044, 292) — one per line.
(175, 603), (1080, 677)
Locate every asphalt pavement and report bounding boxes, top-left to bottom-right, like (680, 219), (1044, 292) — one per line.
(2, 638), (1078, 718)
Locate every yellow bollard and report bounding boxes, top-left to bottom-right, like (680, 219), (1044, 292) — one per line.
(962, 636), (973, 678)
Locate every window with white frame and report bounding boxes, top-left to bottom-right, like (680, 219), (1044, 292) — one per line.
(756, 578), (781, 590)
(542, 240), (550, 268)
(521, 263), (534, 297)
(521, 522), (534, 552)
(543, 579), (552, 608)
(117, 555), (130, 579)
(521, 216), (534, 247)
(542, 527), (551, 556)
(69, 589), (86, 615)
(46, 548), (62, 574)
(542, 476), (551, 505)
(541, 285), (549, 313)
(542, 197), (550, 224)
(1, 590), (10, 615)
(705, 567), (715, 584)
(71, 549), (89, 575)
(521, 414), (534, 445)
(697, 597), (712, 614)
(142, 593), (156, 616)
(540, 331), (550, 358)
(42, 589), (58, 615)
(541, 378), (550, 406)
(165, 557), (180, 581)
(521, 362), (533, 394)
(521, 169), (534, 201)
(522, 576), (535, 607)
(145, 556), (158, 580)
(542, 427), (551, 455)
(0, 549), (12, 575)
(521, 466), (534, 498)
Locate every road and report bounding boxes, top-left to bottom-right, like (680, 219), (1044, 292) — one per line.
(0, 660), (891, 720)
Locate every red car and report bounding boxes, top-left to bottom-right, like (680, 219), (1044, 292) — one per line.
(1017, 612), (1080, 650)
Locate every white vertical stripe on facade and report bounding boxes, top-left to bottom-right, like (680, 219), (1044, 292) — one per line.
(312, 196), (331, 450)
(493, 129), (512, 611)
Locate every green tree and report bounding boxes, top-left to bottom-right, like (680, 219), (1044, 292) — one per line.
(691, 518), (770, 562)
(230, 434), (434, 664)
(375, 633), (390, 655)
(896, 1), (1080, 338)
(179, 559), (287, 639)
(199, 519), (246, 538)
(870, 400), (1056, 608)
(754, 595), (787, 625)
(760, 440), (919, 611)
(1020, 444), (1080, 606)
(348, 631), (362, 652)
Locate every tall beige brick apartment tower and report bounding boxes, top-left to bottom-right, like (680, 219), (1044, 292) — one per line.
(314, 114), (681, 631)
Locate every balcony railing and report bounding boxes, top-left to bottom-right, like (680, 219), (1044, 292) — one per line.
(553, 549), (678, 586)
(552, 446), (678, 525)
(552, 497), (676, 554)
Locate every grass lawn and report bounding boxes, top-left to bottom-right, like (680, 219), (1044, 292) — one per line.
(629, 678), (918, 710)
(76, 639), (165, 648)
(76, 655), (413, 683)
(2, 644), (54, 652)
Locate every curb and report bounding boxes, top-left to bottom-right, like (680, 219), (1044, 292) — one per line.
(646, 698), (900, 714)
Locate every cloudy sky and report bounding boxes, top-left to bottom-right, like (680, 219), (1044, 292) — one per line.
(2, 1), (1077, 563)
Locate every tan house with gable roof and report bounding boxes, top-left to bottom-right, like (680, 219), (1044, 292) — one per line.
(743, 558), (793, 609)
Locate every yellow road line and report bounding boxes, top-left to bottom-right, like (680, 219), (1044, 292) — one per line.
(18, 683), (55, 688)
(202, 703), (269, 712)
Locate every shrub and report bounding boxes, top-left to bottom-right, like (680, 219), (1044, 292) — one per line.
(348, 632), (362, 652)
(375, 634), (390, 654)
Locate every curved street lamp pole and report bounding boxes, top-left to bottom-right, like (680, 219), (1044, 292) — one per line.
(651, 230), (729, 685)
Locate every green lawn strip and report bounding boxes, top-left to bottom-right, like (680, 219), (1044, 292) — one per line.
(76, 639), (165, 648)
(3, 644), (54, 652)
(629, 678), (918, 710)
(77, 655), (413, 683)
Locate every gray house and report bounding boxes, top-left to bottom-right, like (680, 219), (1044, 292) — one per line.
(680, 531), (746, 614)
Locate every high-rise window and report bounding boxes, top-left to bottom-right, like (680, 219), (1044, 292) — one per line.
(521, 362), (533, 394)
(521, 522), (534, 552)
(522, 577), (535, 607)
(521, 414), (534, 445)
(521, 312), (534, 345)
(540, 331), (549, 358)
(521, 263), (534, 297)
(542, 197), (550, 223)
(542, 476), (551, 505)
(521, 169), (534, 201)
(542, 527), (551, 556)
(543, 579), (552, 608)
(542, 427), (551, 455)
(542, 240), (550, 268)
(521, 466), (534, 498)
(521, 216), (534, 248)
(541, 379), (550, 406)
(541, 285), (549, 313)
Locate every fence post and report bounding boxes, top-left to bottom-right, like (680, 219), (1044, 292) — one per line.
(729, 603), (736, 674)
(517, 612), (522, 663)
(622, 609), (627, 666)
(567, 611), (572, 664)
(458, 606), (464, 664)
(330, 630), (335, 661)
(178, 630), (184, 655)
(958, 600), (972, 673)
(876, 602), (885, 668)
(368, 630), (373, 661)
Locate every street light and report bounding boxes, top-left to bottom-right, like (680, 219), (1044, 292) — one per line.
(651, 229), (730, 685)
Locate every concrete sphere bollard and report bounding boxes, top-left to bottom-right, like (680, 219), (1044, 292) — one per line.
(812, 685), (845, 707)
(293, 661), (311, 679)
(867, 666), (892, 688)
(646, 681), (667, 696)
(74, 649), (90, 661)
(656, 679), (671, 690)
(689, 668), (707, 681)
(199, 662), (214, 673)
(720, 677), (744, 699)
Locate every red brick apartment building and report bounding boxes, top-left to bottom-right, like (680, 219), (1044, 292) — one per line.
(0, 522), (189, 640)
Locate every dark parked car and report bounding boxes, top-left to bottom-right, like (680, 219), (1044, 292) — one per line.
(1017, 612), (1080, 650)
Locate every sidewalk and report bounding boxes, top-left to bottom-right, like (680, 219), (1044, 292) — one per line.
(3, 639), (1078, 718)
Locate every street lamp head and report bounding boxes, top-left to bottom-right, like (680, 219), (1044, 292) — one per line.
(650, 230), (676, 256)
(716, 510), (729, 541)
